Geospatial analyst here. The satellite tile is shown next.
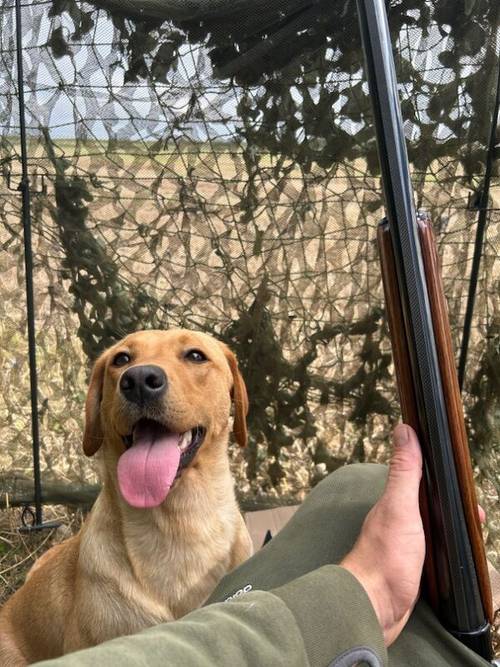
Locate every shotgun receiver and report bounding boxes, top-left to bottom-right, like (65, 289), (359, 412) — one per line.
(356, 0), (494, 660)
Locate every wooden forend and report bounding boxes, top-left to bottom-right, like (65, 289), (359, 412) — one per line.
(377, 218), (492, 623)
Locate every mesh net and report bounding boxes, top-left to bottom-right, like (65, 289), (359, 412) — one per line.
(0, 1), (499, 535)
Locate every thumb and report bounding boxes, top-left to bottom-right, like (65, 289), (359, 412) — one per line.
(384, 424), (423, 509)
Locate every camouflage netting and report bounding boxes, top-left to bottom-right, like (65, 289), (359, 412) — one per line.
(0, 0), (499, 553)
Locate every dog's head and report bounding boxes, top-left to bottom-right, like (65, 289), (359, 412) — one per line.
(82, 329), (248, 509)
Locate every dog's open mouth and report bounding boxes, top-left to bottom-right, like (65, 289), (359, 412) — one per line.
(117, 419), (206, 509)
(122, 420), (206, 465)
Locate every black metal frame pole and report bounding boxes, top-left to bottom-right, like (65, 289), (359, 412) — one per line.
(14, 0), (58, 531)
(458, 63), (500, 391)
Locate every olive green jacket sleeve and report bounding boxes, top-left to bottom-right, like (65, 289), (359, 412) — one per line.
(35, 565), (387, 667)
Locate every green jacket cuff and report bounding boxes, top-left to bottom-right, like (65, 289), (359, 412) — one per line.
(272, 564), (388, 667)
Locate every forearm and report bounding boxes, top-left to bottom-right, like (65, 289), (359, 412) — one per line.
(34, 566), (387, 667)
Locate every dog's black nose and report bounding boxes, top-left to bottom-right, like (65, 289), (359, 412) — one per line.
(120, 365), (167, 405)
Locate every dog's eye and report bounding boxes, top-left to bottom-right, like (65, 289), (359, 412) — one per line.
(184, 349), (207, 363)
(113, 352), (131, 367)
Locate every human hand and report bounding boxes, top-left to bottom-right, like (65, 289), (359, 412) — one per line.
(340, 424), (425, 646)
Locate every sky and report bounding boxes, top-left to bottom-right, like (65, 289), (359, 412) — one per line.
(1, 1), (480, 144)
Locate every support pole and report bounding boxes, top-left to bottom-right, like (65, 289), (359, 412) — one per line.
(458, 63), (500, 390)
(14, 0), (58, 532)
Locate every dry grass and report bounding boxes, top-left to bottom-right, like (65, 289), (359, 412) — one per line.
(0, 506), (84, 606)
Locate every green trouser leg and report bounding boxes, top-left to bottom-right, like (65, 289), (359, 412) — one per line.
(207, 463), (491, 667)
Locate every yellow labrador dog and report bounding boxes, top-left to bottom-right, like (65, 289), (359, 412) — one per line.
(0, 329), (253, 665)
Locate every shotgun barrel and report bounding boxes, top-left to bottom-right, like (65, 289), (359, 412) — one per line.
(356, 0), (493, 660)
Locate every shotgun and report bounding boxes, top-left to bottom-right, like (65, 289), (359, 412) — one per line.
(355, 0), (494, 660)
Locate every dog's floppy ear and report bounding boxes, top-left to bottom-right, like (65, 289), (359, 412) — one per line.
(82, 353), (107, 457)
(223, 346), (249, 448)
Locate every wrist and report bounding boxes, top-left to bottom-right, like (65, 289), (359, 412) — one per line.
(340, 557), (394, 645)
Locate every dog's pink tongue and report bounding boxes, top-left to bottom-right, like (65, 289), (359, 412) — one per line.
(117, 423), (181, 509)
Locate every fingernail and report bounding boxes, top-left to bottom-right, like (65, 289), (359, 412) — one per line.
(394, 424), (410, 446)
